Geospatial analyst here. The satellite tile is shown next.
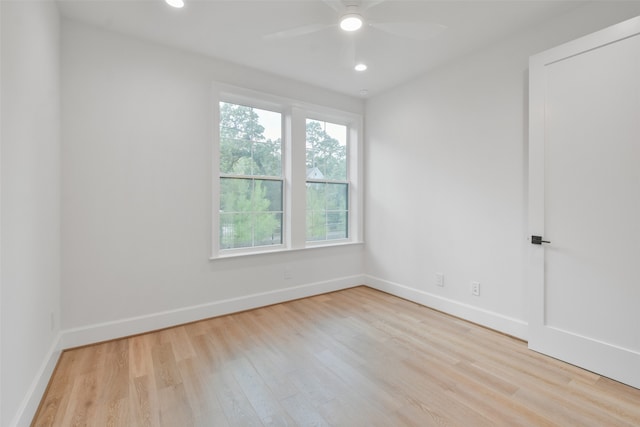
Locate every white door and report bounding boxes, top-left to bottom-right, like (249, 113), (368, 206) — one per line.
(528, 16), (640, 389)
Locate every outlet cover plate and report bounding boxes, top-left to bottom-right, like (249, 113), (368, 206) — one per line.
(471, 282), (480, 296)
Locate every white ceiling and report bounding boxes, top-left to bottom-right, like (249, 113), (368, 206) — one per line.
(57, 0), (583, 98)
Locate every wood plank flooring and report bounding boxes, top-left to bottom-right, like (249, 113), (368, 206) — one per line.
(32, 286), (640, 426)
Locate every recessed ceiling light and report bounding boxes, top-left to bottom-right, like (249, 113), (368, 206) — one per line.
(354, 63), (368, 72)
(359, 89), (369, 96)
(340, 13), (363, 32)
(165, 0), (184, 8)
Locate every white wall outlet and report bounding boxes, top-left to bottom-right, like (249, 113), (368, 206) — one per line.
(50, 312), (55, 331)
(284, 265), (292, 279)
(471, 282), (480, 296)
(436, 273), (444, 287)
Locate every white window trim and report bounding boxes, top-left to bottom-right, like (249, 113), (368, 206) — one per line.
(211, 83), (363, 260)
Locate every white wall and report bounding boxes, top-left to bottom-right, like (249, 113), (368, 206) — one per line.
(364, 2), (640, 339)
(1, 1), (61, 426)
(61, 20), (364, 341)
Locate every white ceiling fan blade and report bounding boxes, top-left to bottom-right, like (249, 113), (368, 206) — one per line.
(361, 0), (386, 11)
(369, 22), (447, 41)
(342, 34), (357, 68)
(263, 23), (330, 41)
(322, 0), (345, 14)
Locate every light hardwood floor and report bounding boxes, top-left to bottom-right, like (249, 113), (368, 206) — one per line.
(33, 286), (640, 426)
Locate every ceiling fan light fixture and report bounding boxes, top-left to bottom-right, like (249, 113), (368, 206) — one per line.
(165, 0), (184, 8)
(340, 13), (363, 32)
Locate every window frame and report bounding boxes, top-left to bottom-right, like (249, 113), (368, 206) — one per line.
(218, 99), (286, 253)
(211, 84), (363, 259)
(304, 116), (350, 245)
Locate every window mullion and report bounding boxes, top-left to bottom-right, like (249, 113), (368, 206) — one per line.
(288, 107), (307, 249)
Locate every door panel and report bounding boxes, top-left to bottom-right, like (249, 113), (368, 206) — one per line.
(529, 16), (640, 388)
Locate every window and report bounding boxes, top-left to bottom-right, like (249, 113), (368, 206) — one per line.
(306, 119), (348, 242)
(219, 102), (283, 250)
(213, 86), (362, 258)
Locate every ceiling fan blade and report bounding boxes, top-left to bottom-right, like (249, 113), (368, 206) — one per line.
(369, 22), (447, 41)
(342, 33), (357, 67)
(361, 0), (386, 11)
(263, 23), (330, 41)
(322, 0), (345, 14)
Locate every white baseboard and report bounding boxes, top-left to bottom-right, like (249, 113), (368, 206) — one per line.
(364, 275), (528, 340)
(11, 333), (63, 427)
(61, 275), (365, 349)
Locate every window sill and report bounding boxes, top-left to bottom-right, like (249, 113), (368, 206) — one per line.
(210, 241), (363, 261)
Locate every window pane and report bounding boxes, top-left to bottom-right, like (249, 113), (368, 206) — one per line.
(220, 213), (252, 249)
(306, 119), (347, 181)
(220, 177), (283, 249)
(306, 210), (326, 241)
(326, 182), (348, 211)
(306, 182), (348, 242)
(306, 182), (325, 208)
(254, 213), (282, 246)
(260, 179), (283, 211)
(220, 102), (282, 177)
(220, 137), (252, 175)
(220, 177), (252, 212)
(327, 211), (347, 240)
(254, 140), (281, 177)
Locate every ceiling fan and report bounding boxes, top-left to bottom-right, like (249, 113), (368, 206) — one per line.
(263, 0), (447, 42)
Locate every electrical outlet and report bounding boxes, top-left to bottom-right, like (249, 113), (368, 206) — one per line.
(471, 282), (480, 296)
(284, 265), (292, 280)
(50, 312), (55, 331)
(435, 273), (444, 287)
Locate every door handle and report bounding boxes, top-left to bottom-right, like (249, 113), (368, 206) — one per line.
(531, 235), (550, 245)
